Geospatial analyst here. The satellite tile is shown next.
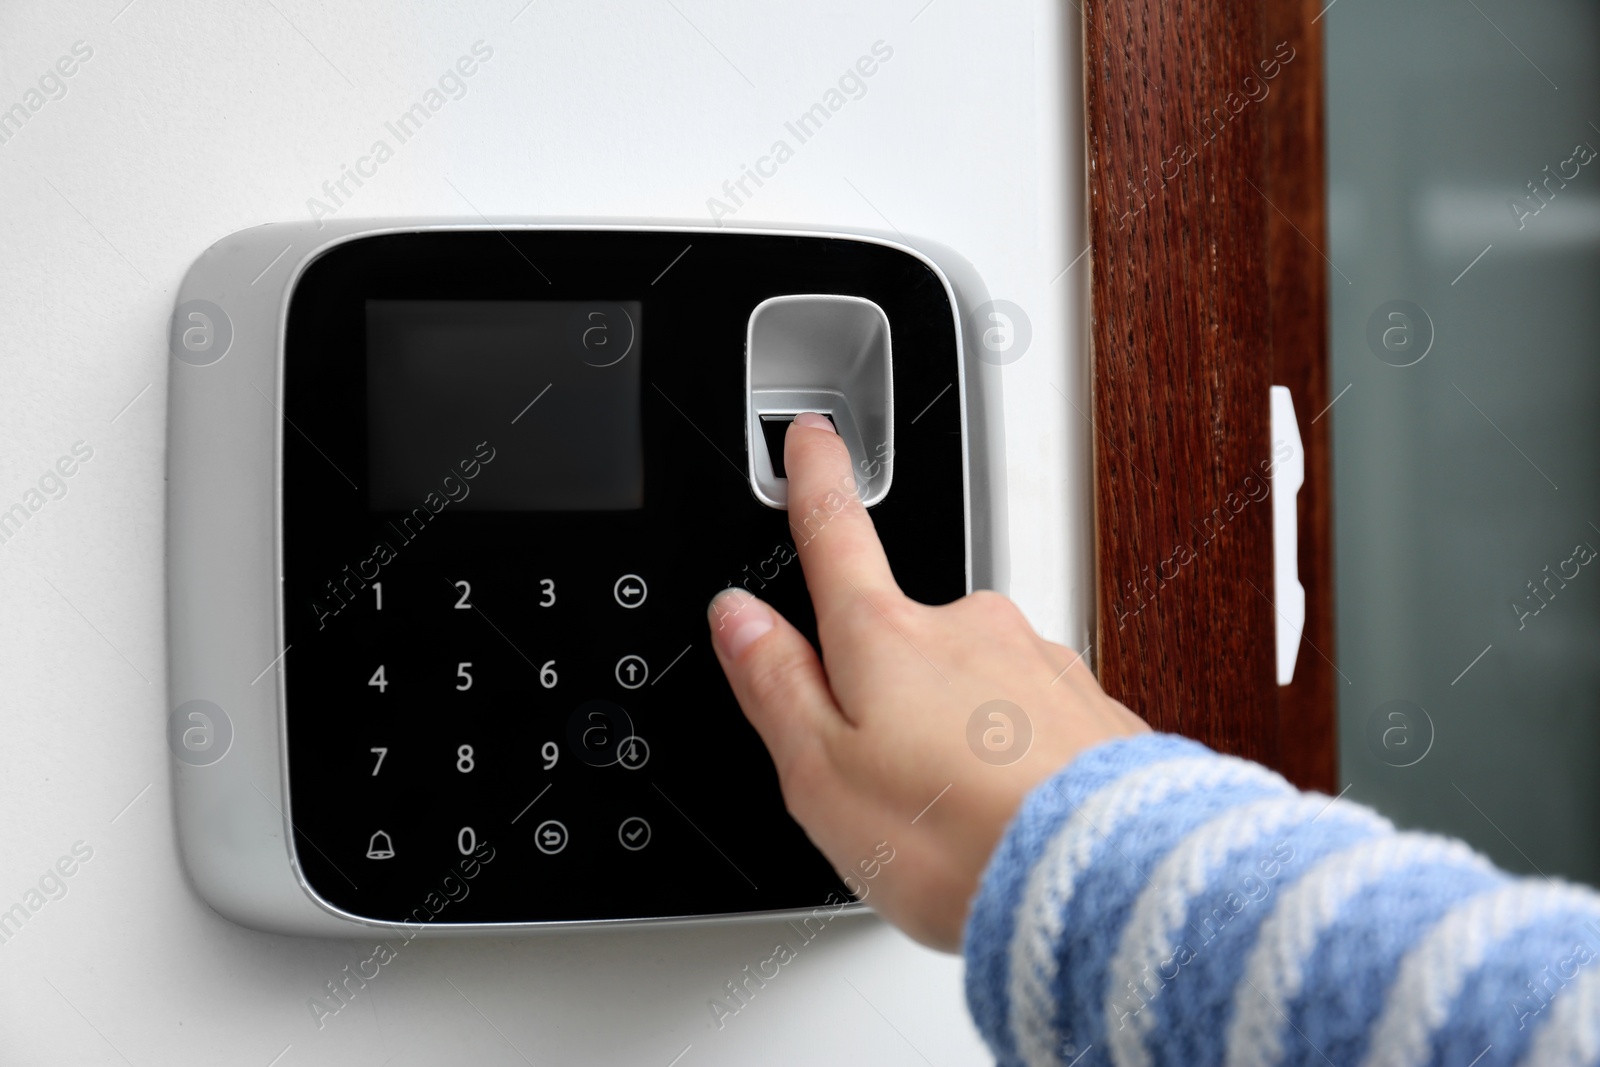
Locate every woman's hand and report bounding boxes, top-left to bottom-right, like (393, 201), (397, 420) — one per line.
(707, 413), (1148, 951)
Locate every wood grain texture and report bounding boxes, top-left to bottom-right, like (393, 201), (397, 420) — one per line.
(1085, 0), (1280, 766)
(1262, 2), (1337, 792)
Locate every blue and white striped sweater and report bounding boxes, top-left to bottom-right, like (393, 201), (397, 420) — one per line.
(963, 734), (1600, 1067)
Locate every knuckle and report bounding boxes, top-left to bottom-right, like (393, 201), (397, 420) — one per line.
(789, 488), (862, 545)
(831, 585), (914, 641)
(743, 649), (813, 712)
(789, 498), (844, 545)
(879, 592), (922, 632)
(775, 739), (829, 811)
(964, 588), (1028, 630)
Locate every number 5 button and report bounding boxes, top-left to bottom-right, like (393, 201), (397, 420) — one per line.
(615, 655), (648, 689)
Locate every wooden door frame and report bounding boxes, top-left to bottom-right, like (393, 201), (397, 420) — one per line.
(1085, 0), (1336, 790)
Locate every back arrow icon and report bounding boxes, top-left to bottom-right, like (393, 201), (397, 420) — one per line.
(614, 574), (648, 608)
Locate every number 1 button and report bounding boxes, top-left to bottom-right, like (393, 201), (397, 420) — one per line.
(615, 655), (648, 689)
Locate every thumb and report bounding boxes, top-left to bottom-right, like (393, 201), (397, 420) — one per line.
(708, 589), (842, 785)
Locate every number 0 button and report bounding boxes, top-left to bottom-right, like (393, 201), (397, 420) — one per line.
(615, 655), (648, 689)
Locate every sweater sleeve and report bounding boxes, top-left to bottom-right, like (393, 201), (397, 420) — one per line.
(962, 732), (1600, 1067)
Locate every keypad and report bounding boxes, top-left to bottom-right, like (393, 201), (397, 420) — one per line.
(330, 568), (686, 888)
(288, 532), (868, 924)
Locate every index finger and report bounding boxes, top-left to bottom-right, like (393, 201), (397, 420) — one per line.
(783, 413), (902, 622)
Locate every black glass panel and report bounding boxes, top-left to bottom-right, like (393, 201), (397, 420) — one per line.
(281, 230), (965, 923)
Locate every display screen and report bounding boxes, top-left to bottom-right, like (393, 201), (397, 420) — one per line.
(365, 300), (643, 511)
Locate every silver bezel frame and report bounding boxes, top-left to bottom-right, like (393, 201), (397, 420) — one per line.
(166, 219), (1007, 936)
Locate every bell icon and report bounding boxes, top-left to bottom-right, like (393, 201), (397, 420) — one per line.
(366, 830), (395, 860)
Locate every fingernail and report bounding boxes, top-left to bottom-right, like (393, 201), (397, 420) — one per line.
(708, 588), (775, 659)
(793, 411), (836, 434)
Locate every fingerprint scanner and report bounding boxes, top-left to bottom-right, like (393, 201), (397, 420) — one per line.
(745, 295), (893, 509)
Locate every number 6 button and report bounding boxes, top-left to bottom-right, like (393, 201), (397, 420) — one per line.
(615, 655), (648, 689)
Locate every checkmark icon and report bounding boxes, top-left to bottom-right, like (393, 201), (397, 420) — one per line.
(618, 817), (651, 850)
